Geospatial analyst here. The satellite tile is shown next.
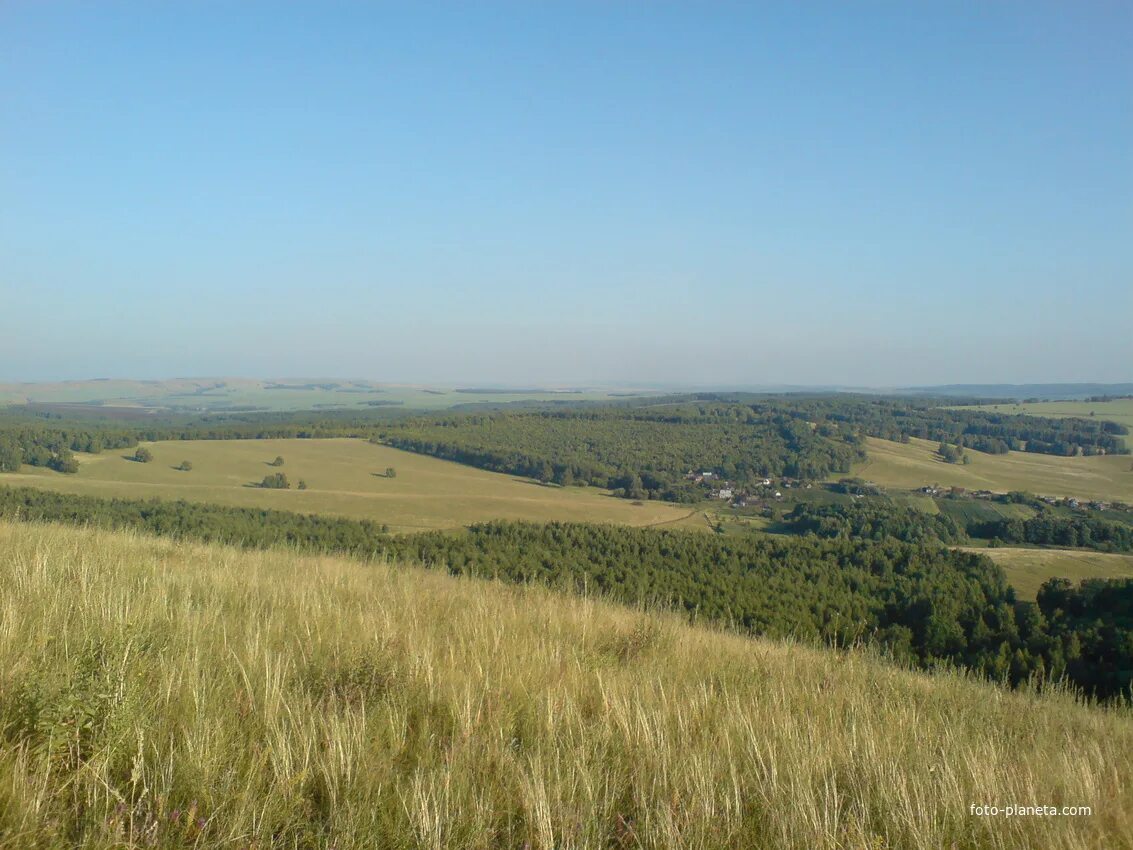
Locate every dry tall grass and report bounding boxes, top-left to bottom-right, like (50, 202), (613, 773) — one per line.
(0, 520), (1129, 849)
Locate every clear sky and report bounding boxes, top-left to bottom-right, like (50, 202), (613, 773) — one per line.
(2, 2), (1130, 387)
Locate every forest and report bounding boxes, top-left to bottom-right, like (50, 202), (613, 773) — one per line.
(1, 485), (1129, 699)
(375, 395), (1129, 500)
(378, 403), (866, 500)
(786, 499), (1133, 554)
(1, 396), (1127, 504)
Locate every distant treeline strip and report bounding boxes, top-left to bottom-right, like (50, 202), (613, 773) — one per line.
(784, 501), (1133, 554)
(1, 485), (1130, 700)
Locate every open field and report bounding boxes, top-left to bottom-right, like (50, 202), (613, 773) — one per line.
(1, 520), (1129, 849)
(0, 378), (652, 413)
(953, 399), (1133, 431)
(958, 545), (1133, 601)
(846, 436), (1133, 503)
(2, 438), (692, 532)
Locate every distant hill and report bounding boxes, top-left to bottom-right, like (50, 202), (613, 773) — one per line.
(900, 383), (1133, 400)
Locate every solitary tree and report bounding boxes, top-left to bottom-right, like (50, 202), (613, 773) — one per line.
(135, 447), (154, 463)
(49, 451), (80, 474)
(297, 479), (308, 490)
(260, 472), (290, 489)
(385, 467), (397, 479)
(178, 460), (193, 472)
(270, 456), (285, 467)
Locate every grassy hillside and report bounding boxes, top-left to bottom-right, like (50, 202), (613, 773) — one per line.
(961, 546), (1133, 601)
(0, 522), (1129, 849)
(848, 436), (1133, 503)
(1, 438), (692, 532)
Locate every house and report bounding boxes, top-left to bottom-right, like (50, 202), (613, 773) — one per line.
(718, 488), (734, 500)
(773, 491), (783, 499)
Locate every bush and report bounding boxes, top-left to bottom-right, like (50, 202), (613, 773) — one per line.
(260, 472), (290, 489)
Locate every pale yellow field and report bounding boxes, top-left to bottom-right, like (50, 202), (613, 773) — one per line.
(2, 520), (1129, 848)
(958, 546), (1133, 601)
(847, 436), (1133, 503)
(4, 438), (693, 532)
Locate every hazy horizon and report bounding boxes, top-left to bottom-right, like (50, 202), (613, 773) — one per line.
(3, 2), (1131, 386)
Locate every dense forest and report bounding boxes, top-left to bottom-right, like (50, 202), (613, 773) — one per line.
(975, 515), (1133, 552)
(1, 485), (1129, 699)
(379, 402), (867, 500)
(784, 501), (970, 544)
(786, 499), (1133, 554)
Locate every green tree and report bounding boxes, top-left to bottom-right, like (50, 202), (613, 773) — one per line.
(385, 467), (397, 479)
(270, 456), (285, 467)
(178, 460), (193, 472)
(134, 447), (153, 464)
(297, 479), (308, 490)
(260, 472), (290, 489)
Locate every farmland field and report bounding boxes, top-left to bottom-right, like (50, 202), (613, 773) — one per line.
(959, 546), (1133, 601)
(952, 399), (1133, 430)
(1, 438), (693, 532)
(0, 378), (649, 413)
(846, 436), (1133, 502)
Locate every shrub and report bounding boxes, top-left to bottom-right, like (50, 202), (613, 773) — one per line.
(260, 472), (290, 489)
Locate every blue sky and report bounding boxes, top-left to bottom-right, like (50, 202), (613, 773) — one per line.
(2, 1), (1130, 386)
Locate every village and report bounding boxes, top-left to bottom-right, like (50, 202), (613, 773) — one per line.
(685, 470), (813, 508)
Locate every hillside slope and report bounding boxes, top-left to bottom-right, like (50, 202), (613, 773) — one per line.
(3, 437), (692, 531)
(849, 436), (1133, 502)
(0, 522), (1129, 849)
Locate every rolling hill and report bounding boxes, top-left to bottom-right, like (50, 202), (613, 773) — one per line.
(846, 436), (1133, 503)
(2, 437), (696, 532)
(0, 520), (1127, 849)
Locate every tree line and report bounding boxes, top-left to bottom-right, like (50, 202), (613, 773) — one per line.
(785, 500), (1133, 554)
(1, 485), (1129, 699)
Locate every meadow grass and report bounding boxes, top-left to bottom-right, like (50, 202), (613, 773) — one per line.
(0, 520), (1130, 849)
(3, 438), (692, 532)
(843, 436), (1133, 503)
(958, 546), (1133, 601)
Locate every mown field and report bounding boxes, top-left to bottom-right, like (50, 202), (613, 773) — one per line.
(1, 520), (1129, 849)
(846, 436), (1133, 503)
(959, 546), (1133, 601)
(955, 399), (1133, 431)
(2, 438), (693, 532)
